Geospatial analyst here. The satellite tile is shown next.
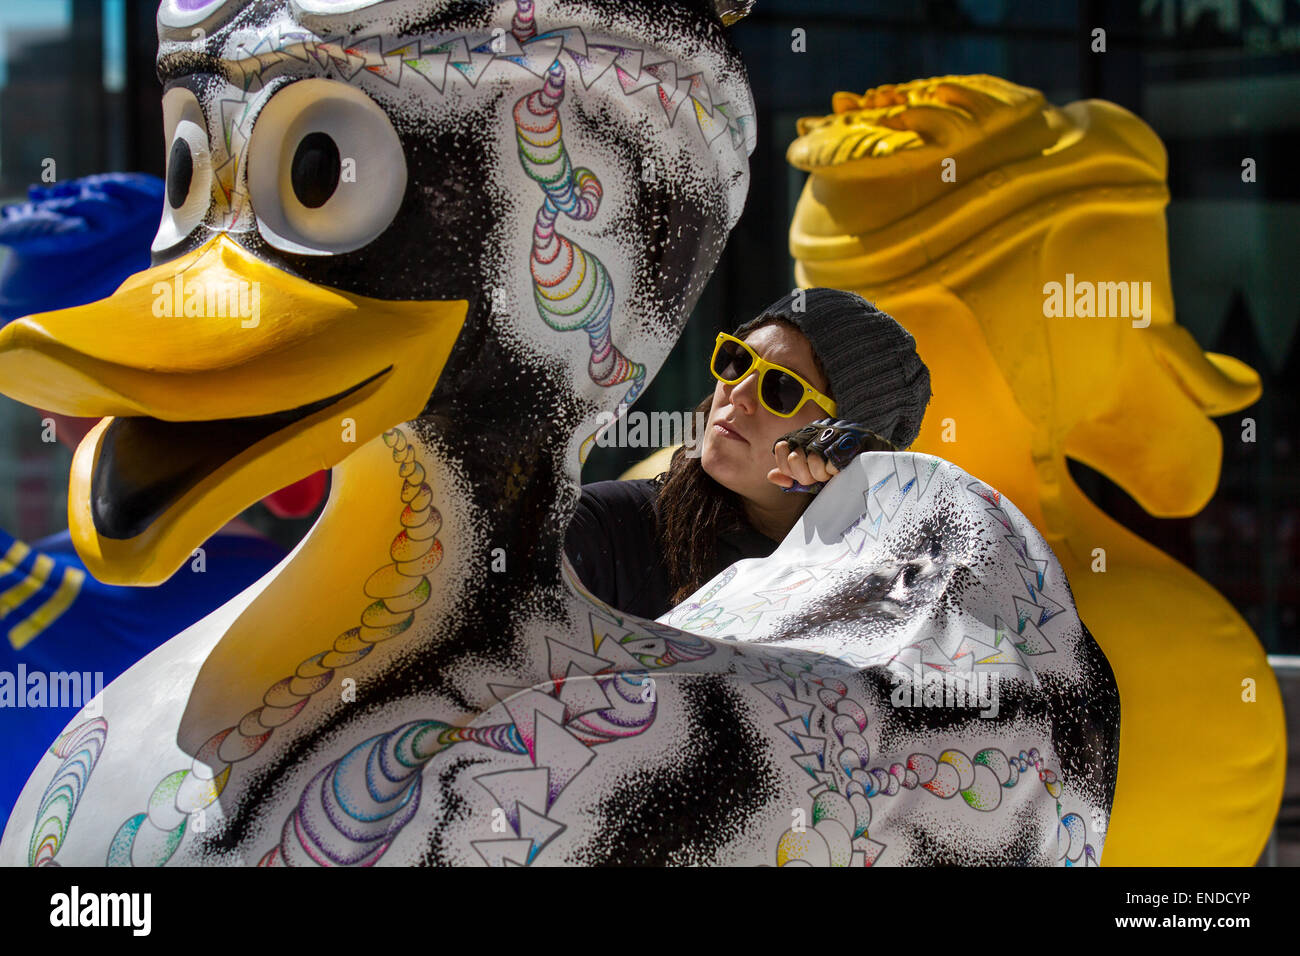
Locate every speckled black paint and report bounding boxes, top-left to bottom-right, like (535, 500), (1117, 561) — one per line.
(902, 798), (1045, 866)
(420, 754), (494, 866)
(566, 675), (780, 865)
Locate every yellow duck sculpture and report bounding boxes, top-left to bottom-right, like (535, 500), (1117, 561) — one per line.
(786, 73), (1285, 866)
(0, 5), (1123, 867)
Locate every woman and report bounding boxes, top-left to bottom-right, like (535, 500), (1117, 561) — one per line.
(565, 288), (932, 619)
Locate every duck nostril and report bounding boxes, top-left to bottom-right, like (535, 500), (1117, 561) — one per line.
(291, 131), (341, 209)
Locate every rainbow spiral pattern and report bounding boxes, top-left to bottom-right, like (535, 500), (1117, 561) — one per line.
(105, 428), (441, 866)
(511, 0), (536, 41)
(513, 59), (646, 457)
(262, 671), (662, 865)
(27, 717), (107, 866)
(262, 613), (702, 864)
(259, 720), (526, 866)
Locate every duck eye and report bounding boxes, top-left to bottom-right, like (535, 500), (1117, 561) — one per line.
(153, 87), (213, 251)
(290, 132), (341, 209)
(247, 78), (406, 256)
(167, 139), (194, 209)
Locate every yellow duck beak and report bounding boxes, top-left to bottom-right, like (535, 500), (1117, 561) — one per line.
(1146, 323), (1261, 417)
(0, 234), (467, 585)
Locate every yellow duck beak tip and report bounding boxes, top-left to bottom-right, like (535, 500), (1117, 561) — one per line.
(1149, 329), (1262, 418)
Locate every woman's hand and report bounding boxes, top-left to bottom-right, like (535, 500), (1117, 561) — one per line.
(767, 419), (895, 493)
(768, 436), (838, 492)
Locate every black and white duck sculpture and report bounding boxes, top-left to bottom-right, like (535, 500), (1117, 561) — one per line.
(0, 0), (1117, 866)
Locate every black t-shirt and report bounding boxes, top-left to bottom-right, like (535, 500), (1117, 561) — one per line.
(563, 477), (780, 620)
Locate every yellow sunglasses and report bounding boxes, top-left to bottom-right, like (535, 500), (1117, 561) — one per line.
(710, 332), (837, 418)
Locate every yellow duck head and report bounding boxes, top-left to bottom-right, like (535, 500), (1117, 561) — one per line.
(788, 74), (1260, 522)
(0, 0), (756, 586)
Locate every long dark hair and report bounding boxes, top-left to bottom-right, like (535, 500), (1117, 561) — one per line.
(652, 317), (895, 606)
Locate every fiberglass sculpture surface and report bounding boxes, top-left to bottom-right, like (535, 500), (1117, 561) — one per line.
(786, 74), (1284, 866)
(0, 3), (1116, 866)
(0, 171), (294, 834)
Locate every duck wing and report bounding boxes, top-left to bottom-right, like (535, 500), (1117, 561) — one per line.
(659, 450), (1121, 865)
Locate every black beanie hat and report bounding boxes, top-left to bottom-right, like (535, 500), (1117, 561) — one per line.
(734, 288), (932, 450)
